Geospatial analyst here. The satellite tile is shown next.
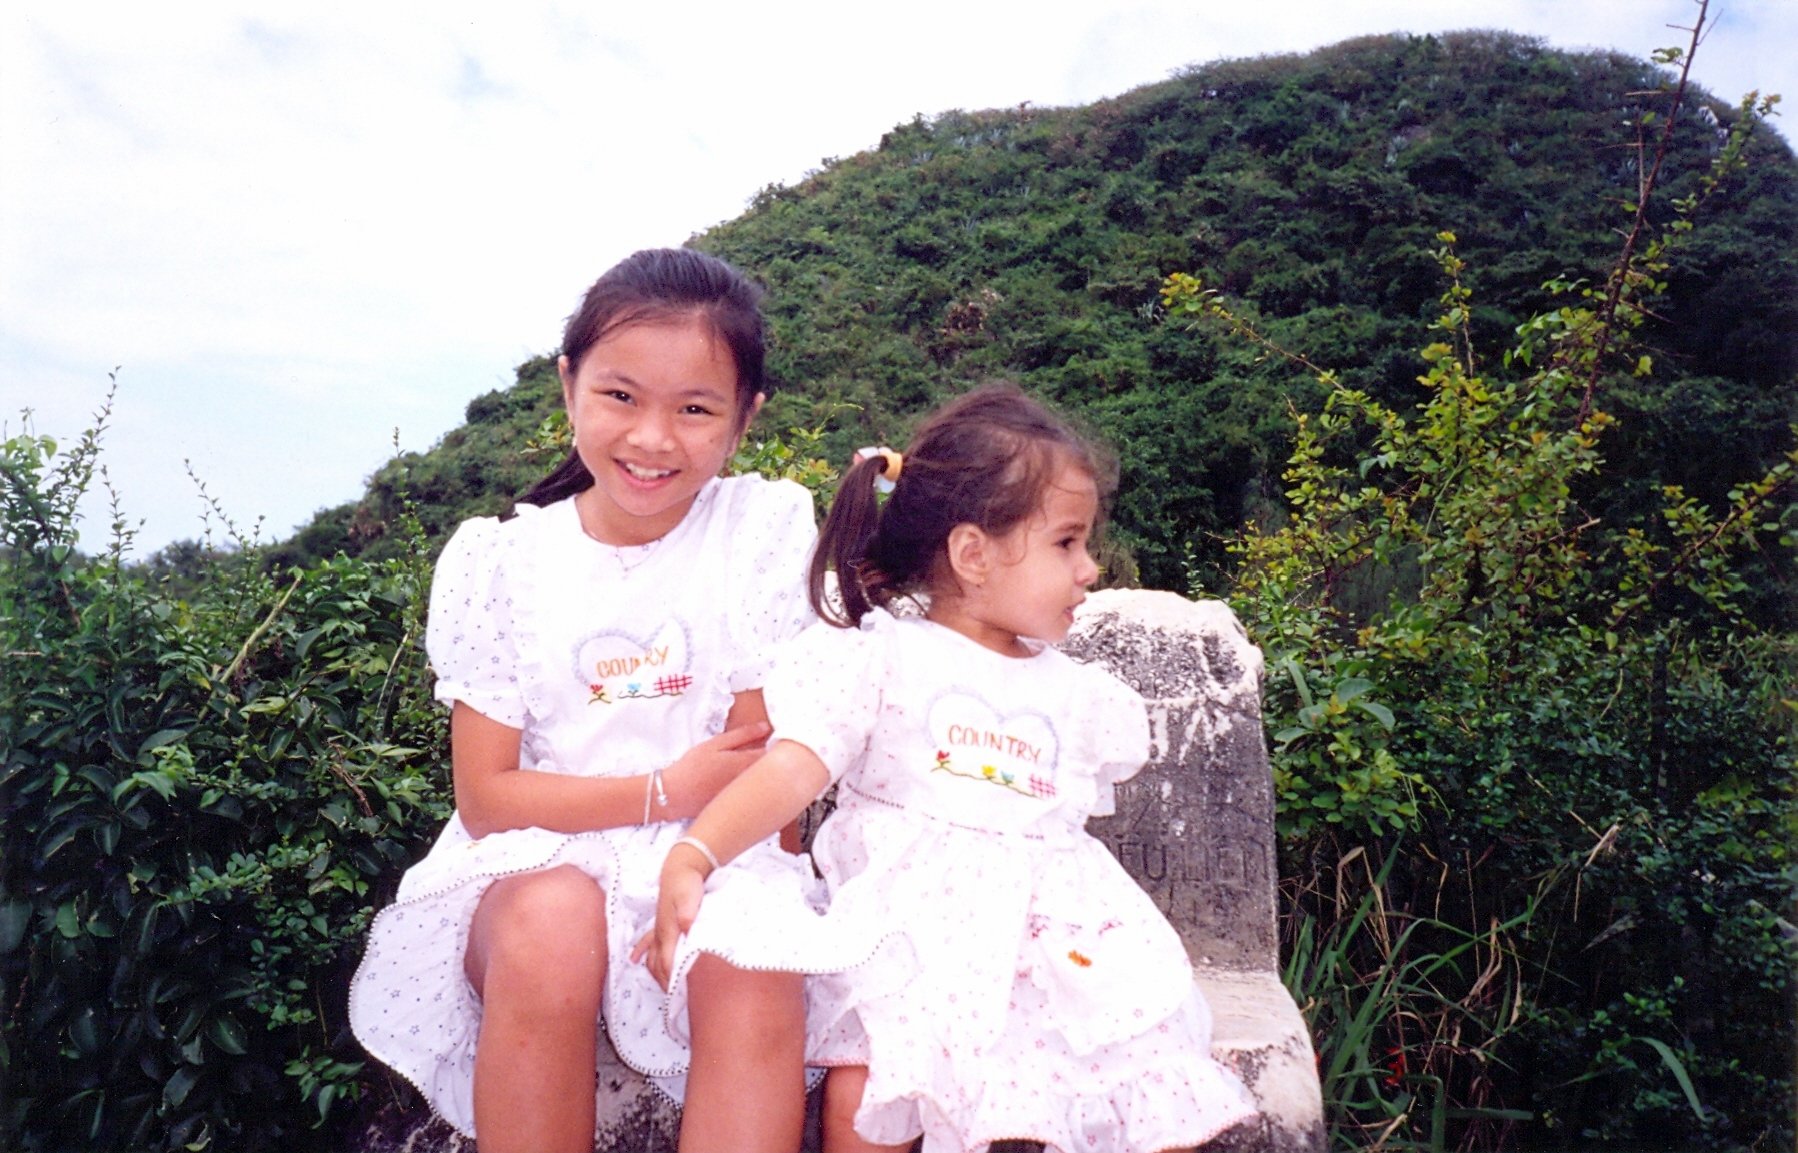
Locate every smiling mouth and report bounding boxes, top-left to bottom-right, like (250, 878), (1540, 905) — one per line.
(621, 462), (676, 481)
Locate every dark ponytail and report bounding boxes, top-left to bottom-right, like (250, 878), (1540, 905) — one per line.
(807, 453), (898, 626)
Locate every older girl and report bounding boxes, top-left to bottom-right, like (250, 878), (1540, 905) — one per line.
(351, 248), (823, 1152)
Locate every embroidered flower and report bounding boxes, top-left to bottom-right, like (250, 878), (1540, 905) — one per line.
(1068, 950), (1093, 968)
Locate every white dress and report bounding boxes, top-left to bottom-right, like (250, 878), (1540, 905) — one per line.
(348, 476), (846, 1138)
(764, 609), (1257, 1153)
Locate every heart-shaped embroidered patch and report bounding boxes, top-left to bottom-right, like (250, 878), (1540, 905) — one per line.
(925, 690), (1061, 798)
(571, 620), (692, 705)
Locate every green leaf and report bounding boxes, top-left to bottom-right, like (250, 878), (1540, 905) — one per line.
(1280, 658), (1315, 709)
(1640, 1037), (1705, 1120)
(70, 1004), (101, 1054)
(39, 821), (87, 864)
(1355, 700), (1396, 729)
(135, 903), (163, 956)
(135, 728), (188, 761)
(163, 1065), (201, 1111)
(295, 626), (325, 660)
(0, 901), (29, 953)
(206, 1013), (249, 1056)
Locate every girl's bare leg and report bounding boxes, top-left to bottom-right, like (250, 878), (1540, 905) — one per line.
(680, 955), (806, 1153)
(822, 1066), (913, 1153)
(465, 865), (607, 1153)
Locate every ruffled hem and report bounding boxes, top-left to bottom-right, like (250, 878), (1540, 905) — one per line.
(794, 794), (1251, 1153)
(855, 995), (1257, 1153)
(348, 817), (829, 1137)
(657, 856), (903, 1054)
(349, 822), (620, 1137)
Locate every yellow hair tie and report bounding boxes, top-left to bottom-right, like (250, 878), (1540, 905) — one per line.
(856, 446), (903, 493)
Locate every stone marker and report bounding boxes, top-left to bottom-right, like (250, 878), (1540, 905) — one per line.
(1064, 589), (1324, 1152)
(358, 588), (1322, 1152)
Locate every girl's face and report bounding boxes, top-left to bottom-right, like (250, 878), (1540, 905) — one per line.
(558, 315), (759, 546)
(949, 464), (1102, 656)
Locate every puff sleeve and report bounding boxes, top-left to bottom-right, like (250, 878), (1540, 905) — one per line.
(724, 479), (819, 693)
(424, 516), (527, 729)
(1080, 663), (1152, 818)
(762, 613), (891, 784)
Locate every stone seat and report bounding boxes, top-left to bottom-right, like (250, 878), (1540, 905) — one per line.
(1062, 589), (1323, 1152)
(358, 589), (1323, 1152)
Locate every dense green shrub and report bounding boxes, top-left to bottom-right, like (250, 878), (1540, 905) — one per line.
(1167, 48), (1796, 1148)
(0, 416), (450, 1150)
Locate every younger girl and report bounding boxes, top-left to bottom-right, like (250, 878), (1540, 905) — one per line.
(350, 248), (827, 1153)
(644, 385), (1256, 1152)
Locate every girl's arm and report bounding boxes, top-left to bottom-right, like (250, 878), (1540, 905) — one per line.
(728, 689), (805, 854)
(451, 698), (772, 839)
(636, 740), (831, 988)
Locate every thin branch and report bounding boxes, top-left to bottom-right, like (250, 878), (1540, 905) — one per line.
(1613, 469), (1795, 628)
(1575, 0), (1709, 425)
(216, 573), (302, 685)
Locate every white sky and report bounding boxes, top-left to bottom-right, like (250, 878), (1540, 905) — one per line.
(3, 0), (1792, 558)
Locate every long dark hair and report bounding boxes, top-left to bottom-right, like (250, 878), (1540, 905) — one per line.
(808, 383), (1115, 626)
(519, 247), (768, 509)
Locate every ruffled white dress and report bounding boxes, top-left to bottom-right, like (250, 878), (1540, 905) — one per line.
(764, 609), (1257, 1153)
(348, 476), (847, 1138)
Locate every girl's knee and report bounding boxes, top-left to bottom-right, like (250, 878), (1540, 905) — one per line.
(686, 957), (804, 1042)
(468, 866), (607, 992)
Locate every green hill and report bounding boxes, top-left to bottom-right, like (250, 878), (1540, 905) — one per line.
(276, 29), (1797, 597)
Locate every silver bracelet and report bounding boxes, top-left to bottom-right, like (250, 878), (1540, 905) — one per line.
(643, 773), (654, 826)
(673, 835), (722, 874)
(652, 768), (669, 810)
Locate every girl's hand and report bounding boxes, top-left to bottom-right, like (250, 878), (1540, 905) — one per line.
(657, 721), (771, 819)
(632, 855), (709, 990)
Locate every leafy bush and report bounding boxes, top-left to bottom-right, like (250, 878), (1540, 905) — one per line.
(0, 410), (450, 1150)
(1168, 34), (1796, 1148)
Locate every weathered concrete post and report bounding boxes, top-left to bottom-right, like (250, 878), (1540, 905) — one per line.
(1063, 588), (1325, 1152)
(358, 588), (1322, 1152)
